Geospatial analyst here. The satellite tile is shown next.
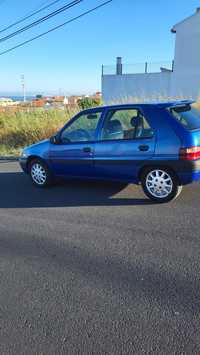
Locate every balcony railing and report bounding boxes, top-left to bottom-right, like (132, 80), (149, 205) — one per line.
(102, 61), (174, 76)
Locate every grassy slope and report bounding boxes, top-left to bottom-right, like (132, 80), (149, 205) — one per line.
(0, 101), (200, 156)
(0, 108), (78, 156)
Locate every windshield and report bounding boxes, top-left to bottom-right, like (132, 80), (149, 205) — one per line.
(169, 105), (200, 130)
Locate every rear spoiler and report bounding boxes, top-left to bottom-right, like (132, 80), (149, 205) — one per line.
(158, 100), (195, 109)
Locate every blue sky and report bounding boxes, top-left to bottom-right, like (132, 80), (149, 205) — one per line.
(0, 0), (199, 95)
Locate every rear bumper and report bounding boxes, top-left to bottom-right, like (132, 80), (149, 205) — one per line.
(178, 170), (200, 185)
(140, 159), (200, 185)
(175, 159), (200, 185)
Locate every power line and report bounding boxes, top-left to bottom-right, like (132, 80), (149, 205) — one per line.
(0, 0), (113, 57)
(0, 0), (83, 43)
(0, 0), (63, 34)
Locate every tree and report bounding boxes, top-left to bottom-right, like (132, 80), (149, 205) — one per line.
(78, 97), (101, 110)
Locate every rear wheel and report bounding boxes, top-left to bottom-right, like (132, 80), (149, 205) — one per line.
(141, 167), (182, 203)
(29, 159), (52, 187)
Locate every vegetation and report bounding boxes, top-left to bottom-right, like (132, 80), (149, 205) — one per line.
(0, 107), (78, 156)
(78, 97), (102, 110)
(0, 98), (200, 157)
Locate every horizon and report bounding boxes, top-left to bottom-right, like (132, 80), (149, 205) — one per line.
(0, 91), (98, 96)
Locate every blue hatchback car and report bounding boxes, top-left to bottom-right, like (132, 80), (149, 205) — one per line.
(19, 100), (200, 203)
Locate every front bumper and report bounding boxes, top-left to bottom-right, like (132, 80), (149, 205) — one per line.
(19, 157), (28, 173)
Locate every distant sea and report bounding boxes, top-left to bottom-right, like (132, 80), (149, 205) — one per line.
(6, 96), (35, 102)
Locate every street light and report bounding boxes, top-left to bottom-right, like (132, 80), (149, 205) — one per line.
(20, 74), (26, 103)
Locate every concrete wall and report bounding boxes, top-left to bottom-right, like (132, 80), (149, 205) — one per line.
(102, 9), (200, 103)
(171, 11), (200, 98)
(102, 72), (172, 104)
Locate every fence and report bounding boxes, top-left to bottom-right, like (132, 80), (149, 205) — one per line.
(102, 61), (174, 76)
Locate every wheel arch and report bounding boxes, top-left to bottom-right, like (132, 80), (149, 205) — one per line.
(26, 155), (47, 171)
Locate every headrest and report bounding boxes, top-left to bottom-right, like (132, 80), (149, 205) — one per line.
(106, 119), (122, 132)
(130, 116), (143, 127)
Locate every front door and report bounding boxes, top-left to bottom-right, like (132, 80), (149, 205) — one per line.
(49, 110), (103, 177)
(94, 107), (156, 182)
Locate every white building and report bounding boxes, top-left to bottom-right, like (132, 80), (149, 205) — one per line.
(102, 8), (200, 103)
(0, 97), (16, 107)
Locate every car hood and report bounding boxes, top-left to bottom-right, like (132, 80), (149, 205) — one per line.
(23, 139), (51, 157)
(26, 139), (50, 150)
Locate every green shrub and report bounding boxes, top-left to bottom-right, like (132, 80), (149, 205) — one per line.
(78, 97), (102, 110)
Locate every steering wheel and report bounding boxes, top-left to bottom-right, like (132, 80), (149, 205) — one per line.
(75, 129), (91, 141)
(61, 128), (91, 143)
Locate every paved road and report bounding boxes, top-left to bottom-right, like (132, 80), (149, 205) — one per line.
(0, 161), (200, 354)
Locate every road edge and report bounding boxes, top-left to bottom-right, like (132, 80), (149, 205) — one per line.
(0, 156), (19, 161)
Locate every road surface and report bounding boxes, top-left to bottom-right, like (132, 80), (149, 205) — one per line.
(0, 161), (200, 354)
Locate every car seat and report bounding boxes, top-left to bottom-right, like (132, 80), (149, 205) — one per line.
(103, 119), (124, 140)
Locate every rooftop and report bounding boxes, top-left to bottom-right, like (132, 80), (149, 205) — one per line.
(171, 7), (200, 33)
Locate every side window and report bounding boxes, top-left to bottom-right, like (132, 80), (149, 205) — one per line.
(101, 109), (153, 141)
(61, 111), (102, 143)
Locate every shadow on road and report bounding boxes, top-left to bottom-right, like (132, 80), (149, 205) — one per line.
(0, 172), (153, 208)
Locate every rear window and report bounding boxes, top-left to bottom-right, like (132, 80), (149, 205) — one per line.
(169, 105), (200, 131)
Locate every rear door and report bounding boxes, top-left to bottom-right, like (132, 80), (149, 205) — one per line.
(93, 107), (156, 182)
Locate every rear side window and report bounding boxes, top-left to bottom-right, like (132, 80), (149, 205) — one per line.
(169, 105), (200, 130)
(101, 108), (154, 141)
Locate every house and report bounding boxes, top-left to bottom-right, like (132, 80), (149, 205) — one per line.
(102, 8), (200, 103)
(31, 99), (46, 108)
(52, 96), (65, 103)
(67, 95), (82, 106)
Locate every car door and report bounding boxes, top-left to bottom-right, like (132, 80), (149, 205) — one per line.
(49, 109), (103, 177)
(94, 107), (156, 182)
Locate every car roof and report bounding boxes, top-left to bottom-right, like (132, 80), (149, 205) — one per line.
(89, 100), (194, 111)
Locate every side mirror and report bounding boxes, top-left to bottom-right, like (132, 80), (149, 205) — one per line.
(50, 135), (60, 145)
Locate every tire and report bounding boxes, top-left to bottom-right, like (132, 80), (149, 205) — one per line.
(141, 167), (182, 203)
(29, 159), (52, 188)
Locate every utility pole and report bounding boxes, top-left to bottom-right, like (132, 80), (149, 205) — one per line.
(20, 74), (26, 103)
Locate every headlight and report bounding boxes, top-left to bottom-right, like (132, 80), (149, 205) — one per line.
(21, 151), (28, 158)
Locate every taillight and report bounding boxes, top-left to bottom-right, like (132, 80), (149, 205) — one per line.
(179, 146), (200, 160)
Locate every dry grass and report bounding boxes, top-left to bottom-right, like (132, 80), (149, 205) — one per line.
(0, 107), (79, 156)
(0, 98), (200, 156)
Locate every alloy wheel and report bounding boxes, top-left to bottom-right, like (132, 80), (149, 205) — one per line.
(31, 163), (47, 185)
(146, 169), (173, 198)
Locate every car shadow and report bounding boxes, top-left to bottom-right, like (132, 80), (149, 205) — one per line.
(0, 172), (154, 209)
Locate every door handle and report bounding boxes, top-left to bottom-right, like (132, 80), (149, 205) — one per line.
(83, 147), (92, 153)
(139, 145), (149, 152)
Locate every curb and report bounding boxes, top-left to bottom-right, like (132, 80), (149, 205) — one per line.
(0, 156), (19, 161)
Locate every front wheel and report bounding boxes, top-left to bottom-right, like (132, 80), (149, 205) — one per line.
(29, 159), (52, 188)
(141, 168), (182, 203)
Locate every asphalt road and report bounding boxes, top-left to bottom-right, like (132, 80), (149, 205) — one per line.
(0, 161), (200, 354)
